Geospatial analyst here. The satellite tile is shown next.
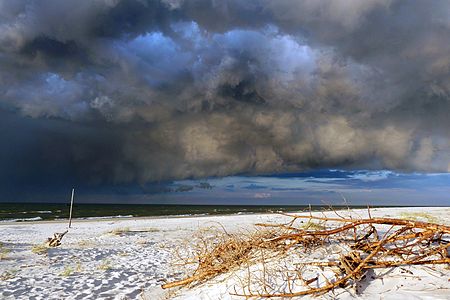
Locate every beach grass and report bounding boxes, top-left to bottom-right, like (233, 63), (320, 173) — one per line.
(97, 259), (112, 271)
(31, 244), (48, 255)
(0, 242), (11, 260)
(0, 269), (18, 281)
(75, 262), (83, 272)
(108, 227), (131, 235)
(59, 266), (74, 277)
(301, 220), (326, 230)
(78, 240), (95, 248)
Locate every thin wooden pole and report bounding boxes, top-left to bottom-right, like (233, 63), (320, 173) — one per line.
(68, 188), (75, 229)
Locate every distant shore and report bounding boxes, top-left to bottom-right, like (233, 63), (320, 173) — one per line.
(1, 207), (449, 299)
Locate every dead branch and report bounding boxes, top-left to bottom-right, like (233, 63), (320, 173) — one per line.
(162, 211), (450, 298)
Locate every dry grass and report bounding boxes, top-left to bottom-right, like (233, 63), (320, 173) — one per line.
(59, 266), (74, 277)
(97, 259), (112, 271)
(78, 240), (96, 248)
(301, 220), (326, 230)
(0, 242), (11, 260)
(75, 262), (83, 272)
(31, 244), (48, 255)
(0, 269), (18, 281)
(59, 262), (82, 276)
(136, 239), (148, 246)
(108, 227), (131, 235)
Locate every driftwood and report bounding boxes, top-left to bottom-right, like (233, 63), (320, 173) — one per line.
(45, 188), (75, 248)
(46, 230), (68, 247)
(162, 209), (450, 297)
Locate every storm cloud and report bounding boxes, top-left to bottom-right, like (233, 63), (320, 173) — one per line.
(0, 0), (449, 192)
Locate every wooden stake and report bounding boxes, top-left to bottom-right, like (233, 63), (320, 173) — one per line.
(68, 188), (74, 229)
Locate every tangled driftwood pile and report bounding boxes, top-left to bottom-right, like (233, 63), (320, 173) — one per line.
(162, 209), (450, 297)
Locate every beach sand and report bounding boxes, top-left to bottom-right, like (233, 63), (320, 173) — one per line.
(0, 207), (449, 299)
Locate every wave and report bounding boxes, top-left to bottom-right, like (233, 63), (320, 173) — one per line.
(179, 213), (210, 217)
(1, 210), (52, 214)
(80, 215), (134, 220)
(0, 217), (43, 222)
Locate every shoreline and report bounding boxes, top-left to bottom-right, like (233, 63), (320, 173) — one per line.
(1, 205), (449, 226)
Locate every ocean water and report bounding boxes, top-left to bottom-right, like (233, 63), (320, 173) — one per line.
(0, 203), (377, 222)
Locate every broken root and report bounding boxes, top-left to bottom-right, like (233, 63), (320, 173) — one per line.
(162, 209), (450, 297)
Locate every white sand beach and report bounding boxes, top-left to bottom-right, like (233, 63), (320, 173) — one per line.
(1, 207), (449, 300)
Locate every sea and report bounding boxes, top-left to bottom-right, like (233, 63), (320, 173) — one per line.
(0, 203), (380, 222)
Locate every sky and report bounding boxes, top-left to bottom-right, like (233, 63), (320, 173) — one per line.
(0, 1), (449, 205)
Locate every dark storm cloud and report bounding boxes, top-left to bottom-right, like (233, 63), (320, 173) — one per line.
(0, 0), (450, 194)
